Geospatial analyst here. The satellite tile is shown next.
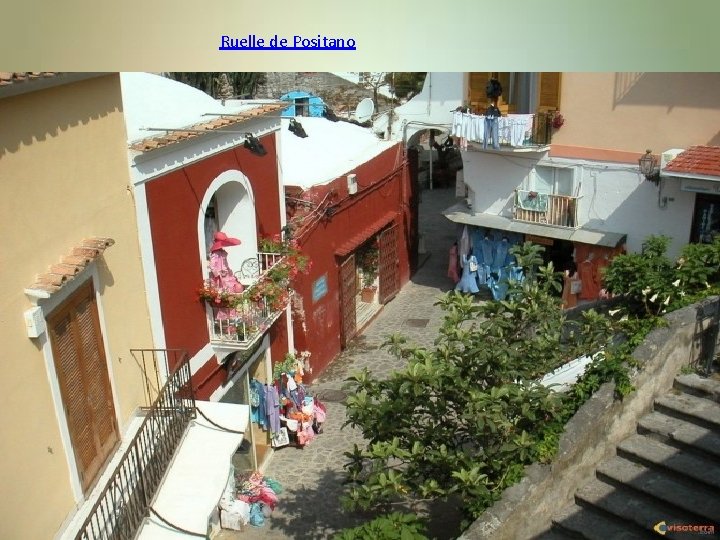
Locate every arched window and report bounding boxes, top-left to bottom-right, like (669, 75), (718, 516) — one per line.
(199, 171), (258, 276)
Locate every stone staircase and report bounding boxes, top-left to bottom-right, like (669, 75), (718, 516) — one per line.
(540, 373), (720, 539)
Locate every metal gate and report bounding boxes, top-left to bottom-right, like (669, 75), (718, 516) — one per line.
(378, 223), (400, 304)
(340, 254), (358, 347)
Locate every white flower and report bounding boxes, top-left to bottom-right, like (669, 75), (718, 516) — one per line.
(649, 293), (658, 303)
(706, 282), (711, 289)
(608, 309), (621, 316)
(642, 287), (651, 295)
(620, 315), (628, 321)
(672, 279), (681, 287)
(664, 296), (671, 305)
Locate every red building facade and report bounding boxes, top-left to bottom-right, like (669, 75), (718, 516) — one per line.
(287, 144), (414, 379)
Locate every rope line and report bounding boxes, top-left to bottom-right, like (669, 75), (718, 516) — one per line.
(149, 507), (208, 538)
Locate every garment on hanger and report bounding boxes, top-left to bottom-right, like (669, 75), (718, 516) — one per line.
(264, 384), (281, 434)
(448, 243), (460, 283)
(455, 254), (480, 294)
(578, 255), (600, 300)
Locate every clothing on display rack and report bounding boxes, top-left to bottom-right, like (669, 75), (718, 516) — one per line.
(456, 254), (480, 294)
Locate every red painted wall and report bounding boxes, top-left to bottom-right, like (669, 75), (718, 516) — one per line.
(144, 133), (288, 391)
(290, 144), (414, 379)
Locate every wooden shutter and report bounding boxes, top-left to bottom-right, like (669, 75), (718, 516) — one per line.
(49, 281), (119, 492)
(538, 72), (562, 111)
(339, 255), (357, 347)
(378, 224), (400, 304)
(468, 72), (490, 111)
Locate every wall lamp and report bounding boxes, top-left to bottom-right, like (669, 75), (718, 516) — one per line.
(639, 149), (660, 185)
(289, 119), (308, 138)
(244, 134), (267, 156)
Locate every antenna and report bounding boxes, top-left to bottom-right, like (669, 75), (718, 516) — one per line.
(354, 98), (375, 124)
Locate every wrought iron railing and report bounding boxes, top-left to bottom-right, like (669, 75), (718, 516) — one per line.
(514, 190), (581, 228)
(207, 251), (289, 347)
(76, 350), (194, 540)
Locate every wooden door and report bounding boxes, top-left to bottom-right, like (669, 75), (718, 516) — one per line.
(339, 255), (357, 347)
(48, 281), (119, 493)
(378, 224), (400, 304)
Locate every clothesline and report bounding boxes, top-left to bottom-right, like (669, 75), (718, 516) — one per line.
(452, 111), (535, 148)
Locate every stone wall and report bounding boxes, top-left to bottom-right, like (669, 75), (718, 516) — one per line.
(256, 73), (391, 115)
(460, 296), (718, 540)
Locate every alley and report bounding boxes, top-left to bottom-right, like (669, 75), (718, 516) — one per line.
(218, 182), (460, 539)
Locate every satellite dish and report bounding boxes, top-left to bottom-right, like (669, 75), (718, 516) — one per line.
(354, 98), (375, 123)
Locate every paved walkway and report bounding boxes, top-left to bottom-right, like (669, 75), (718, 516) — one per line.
(218, 183), (461, 540)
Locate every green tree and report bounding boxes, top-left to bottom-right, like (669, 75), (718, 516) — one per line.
(341, 247), (613, 523)
(384, 73), (427, 100)
(164, 72), (266, 99)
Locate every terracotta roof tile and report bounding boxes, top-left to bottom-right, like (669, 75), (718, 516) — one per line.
(25, 237), (115, 298)
(130, 102), (286, 153)
(663, 145), (720, 179)
(0, 72), (58, 87)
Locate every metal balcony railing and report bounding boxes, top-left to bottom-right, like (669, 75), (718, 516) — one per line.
(76, 350), (194, 540)
(207, 251), (289, 348)
(514, 190), (581, 228)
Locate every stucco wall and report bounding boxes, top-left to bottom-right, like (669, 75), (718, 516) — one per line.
(552, 73), (720, 152)
(462, 151), (697, 258)
(290, 145), (412, 379)
(143, 132), (286, 399)
(461, 298), (716, 539)
(0, 75), (155, 538)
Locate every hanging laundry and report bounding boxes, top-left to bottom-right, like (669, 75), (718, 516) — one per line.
(455, 254), (480, 294)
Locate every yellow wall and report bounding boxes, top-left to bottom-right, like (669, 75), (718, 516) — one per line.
(0, 75), (154, 538)
(552, 72), (720, 153)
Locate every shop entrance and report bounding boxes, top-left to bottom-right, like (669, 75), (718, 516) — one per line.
(222, 345), (272, 472)
(690, 193), (720, 244)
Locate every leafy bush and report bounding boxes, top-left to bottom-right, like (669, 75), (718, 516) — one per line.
(341, 257), (614, 524)
(334, 512), (428, 540)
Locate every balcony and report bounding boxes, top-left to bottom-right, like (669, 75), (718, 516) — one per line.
(453, 111), (555, 152)
(74, 350), (194, 540)
(514, 190), (580, 229)
(206, 252), (289, 349)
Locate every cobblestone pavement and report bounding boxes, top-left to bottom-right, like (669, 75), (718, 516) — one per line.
(217, 184), (462, 540)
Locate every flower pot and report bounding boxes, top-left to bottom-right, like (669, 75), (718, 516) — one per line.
(361, 287), (376, 303)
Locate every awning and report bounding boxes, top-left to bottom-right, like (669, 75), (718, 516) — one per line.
(334, 211), (397, 257)
(443, 203), (626, 248)
(136, 401), (249, 539)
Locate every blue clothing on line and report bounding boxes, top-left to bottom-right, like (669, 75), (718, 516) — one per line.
(455, 255), (480, 294)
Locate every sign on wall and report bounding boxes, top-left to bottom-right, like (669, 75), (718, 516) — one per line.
(312, 274), (328, 303)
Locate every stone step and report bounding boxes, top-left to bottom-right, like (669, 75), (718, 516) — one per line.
(552, 502), (647, 539)
(653, 391), (720, 432)
(638, 411), (720, 460)
(596, 456), (720, 522)
(674, 373), (720, 403)
(533, 527), (578, 540)
(617, 433), (720, 492)
(575, 478), (699, 538)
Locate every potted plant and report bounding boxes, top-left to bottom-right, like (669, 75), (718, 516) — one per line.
(357, 243), (379, 302)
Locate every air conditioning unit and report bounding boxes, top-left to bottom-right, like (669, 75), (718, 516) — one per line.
(660, 148), (685, 174)
(347, 173), (358, 195)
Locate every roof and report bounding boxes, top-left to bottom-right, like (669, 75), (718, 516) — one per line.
(663, 145), (720, 180)
(120, 73), (285, 153)
(279, 116), (396, 188)
(334, 212), (397, 256)
(0, 72), (58, 86)
(25, 237), (115, 298)
(443, 203), (627, 248)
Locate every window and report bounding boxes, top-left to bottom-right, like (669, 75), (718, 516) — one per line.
(531, 165), (576, 196)
(47, 281), (119, 493)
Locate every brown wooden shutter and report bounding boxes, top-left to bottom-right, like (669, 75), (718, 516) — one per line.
(378, 224), (400, 304)
(339, 255), (357, 347)
(49, 281), (119, 492)
(538, 72), (562, 111)
(468, 72), (490, 111)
